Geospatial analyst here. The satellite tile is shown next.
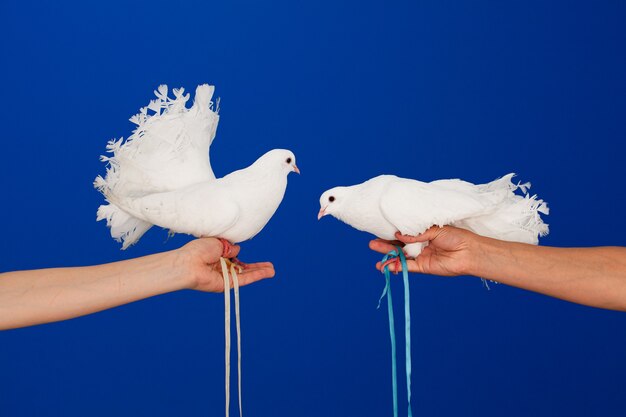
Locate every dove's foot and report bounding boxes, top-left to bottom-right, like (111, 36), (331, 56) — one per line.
(380, 256), (401, 275)
(217, 238), (246, 272)
(223, 258), (245, 273)
(231, 257), (248, 270)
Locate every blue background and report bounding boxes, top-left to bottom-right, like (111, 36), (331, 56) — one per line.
(1, 1), (625, 416)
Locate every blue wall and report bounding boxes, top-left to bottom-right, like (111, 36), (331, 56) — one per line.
(1, 1), (625, 416)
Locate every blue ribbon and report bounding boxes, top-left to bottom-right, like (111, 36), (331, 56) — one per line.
(378, 247), (413, 417)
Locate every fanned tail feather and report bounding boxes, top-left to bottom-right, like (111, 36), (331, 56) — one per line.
(96, 83), (219, 199)
(94, 84), (220, 249)
(192, 84), (216, 112)
(96, 204), (152, 250)
(457, 173), (549, 244)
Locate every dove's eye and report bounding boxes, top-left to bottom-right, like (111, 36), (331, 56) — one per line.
(286, 157), (292, 164)
(329, 196), (335, 202)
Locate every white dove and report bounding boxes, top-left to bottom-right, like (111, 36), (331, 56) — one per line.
(94, 84), (299, 417)
(94, 84), (299, 255)
(318, 173), (549, 264)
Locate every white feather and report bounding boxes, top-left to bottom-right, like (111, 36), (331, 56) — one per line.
(95, 84), (219, 198)
(320, 173), (549, 258)
(96, 204), (152, 250)
(95, 84), (297, 249)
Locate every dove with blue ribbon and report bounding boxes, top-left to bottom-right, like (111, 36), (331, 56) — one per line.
(320, 172), (550, 417)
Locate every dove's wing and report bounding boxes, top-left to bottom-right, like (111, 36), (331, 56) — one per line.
(379, 178), (490, 236)
(95, 84), (220, 200)
(134, 182), (240, 238)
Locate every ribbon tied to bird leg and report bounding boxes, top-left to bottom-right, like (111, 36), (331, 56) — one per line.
(378, 247), (413, 417)
(219, 258), (243, 417)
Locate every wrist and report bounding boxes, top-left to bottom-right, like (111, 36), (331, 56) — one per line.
(162, 248), (197, 291)
(462, 233), (491, 277)
(466, 234), (513, 280)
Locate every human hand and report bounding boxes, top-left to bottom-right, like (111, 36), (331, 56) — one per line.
(369, 226), (478, 276)
(176, 238), (275, 292)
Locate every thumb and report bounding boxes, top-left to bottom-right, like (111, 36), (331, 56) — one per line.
(197, 238), (239, 260)
(221, 240), (240, 258)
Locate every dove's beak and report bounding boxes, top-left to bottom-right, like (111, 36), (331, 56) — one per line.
(292, 164), (300, 174)
(317, 207), (327, 220)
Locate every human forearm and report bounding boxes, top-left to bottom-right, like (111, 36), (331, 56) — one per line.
(469, 237), (626, 311)
(0, 250), (192, 330)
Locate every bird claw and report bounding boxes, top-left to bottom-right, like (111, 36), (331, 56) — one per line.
(217, 238), (246, 272)
(230, 257), (247, 271)
(222, 258), (244, 273)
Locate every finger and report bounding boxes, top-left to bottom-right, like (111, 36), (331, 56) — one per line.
(378, 238), (406, 248)
(369, 238), (405, 253)
(395, 226), (443, 243)
(242, 261), (274, 270)
(374, 238), (404, 246)
(375, 259), (422, 273)
(369, 239), (397, 254)
(238, 266), (276, 286)
(227, 244), (241, 258)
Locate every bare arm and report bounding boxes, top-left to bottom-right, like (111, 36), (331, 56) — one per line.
(0, 239), (275, 330)
(370, 226), (626, 311)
